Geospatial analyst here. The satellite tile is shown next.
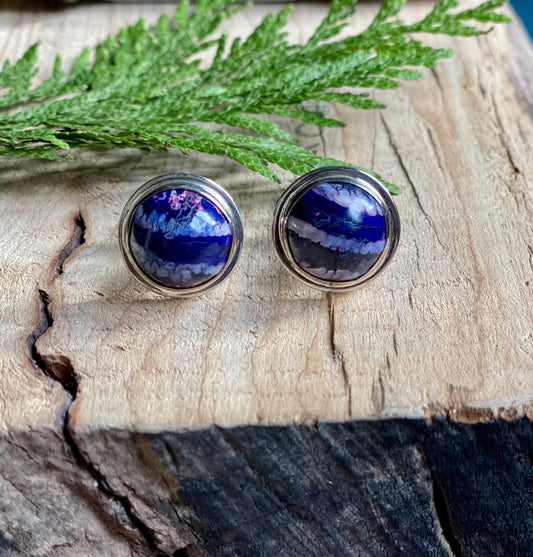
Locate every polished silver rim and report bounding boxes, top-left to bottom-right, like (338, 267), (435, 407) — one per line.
(272, 167), (400, 292)
(119, 173), (243, 297)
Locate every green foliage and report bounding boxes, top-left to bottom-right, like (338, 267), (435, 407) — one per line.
(0, 0), (510, 192)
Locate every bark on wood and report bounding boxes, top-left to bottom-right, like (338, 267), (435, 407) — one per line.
(0, 2), (532, 556)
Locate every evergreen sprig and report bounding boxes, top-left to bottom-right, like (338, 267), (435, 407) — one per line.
(0, 0), (510, 193)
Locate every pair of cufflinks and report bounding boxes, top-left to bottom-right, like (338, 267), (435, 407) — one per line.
(118, 167), (400, 297)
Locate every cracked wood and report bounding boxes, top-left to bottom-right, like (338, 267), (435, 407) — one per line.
(1, 1), (533, 556)
(21, 1), (533, 430)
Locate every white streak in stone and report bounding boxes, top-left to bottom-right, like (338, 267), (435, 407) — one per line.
(133, 210), (231, 239)
(131, 243), (225, 281)
(288, 217), (385, 254)
(298, 262), (360, 281)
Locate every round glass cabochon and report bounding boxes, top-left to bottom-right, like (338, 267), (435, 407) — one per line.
(128, 187), (233, 290)
(283, 178), (390, 284)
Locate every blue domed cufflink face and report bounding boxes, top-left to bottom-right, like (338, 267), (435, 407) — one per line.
(119, 173), (243, 297)
(272, 167), (400, 292)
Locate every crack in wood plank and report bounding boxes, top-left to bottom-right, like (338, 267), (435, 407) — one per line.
(489, 91), (522, 177)
(430, 66), (445, 99)
(25, 216), (173, 556)
(415, 443), (462, 557)
(53, 212), (87, 280)
(379, 111), (449, 253)
(327, 293), (352, 417)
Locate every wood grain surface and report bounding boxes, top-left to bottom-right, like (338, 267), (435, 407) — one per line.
(4, 1), (532, 432)
(1, 1), (533, 556)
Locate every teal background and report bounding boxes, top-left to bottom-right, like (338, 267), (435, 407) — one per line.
(512, 0), (533, 36)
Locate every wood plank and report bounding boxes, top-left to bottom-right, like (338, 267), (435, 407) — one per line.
(0, 1), (532, 555)
(95, 418), (532, 557)
(0, 429), (156, 556)
(5, 0), (529, 431)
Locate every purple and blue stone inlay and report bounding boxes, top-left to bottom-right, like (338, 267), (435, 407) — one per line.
(129, 188), (232, 289)
(287, 181), (386, 282)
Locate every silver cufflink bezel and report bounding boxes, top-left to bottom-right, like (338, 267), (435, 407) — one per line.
(272, 167), (401, 292)
(118, 173), (243, 297)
